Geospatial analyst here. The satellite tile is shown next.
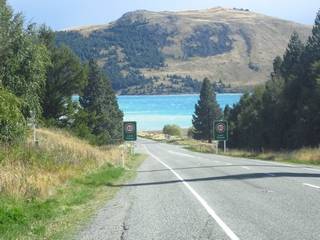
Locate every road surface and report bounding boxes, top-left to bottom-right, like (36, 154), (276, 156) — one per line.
(76, 138), (320, 240)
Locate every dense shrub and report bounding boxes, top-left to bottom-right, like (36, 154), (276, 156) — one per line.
(0, 87), (26, 143)
(163, 124), (181, 137)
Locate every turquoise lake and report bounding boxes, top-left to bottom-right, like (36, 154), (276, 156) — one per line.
(118, 94), (242, 131)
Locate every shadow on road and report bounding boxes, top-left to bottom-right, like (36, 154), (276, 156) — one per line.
(136, 164), (302, 173)
(108, 172), (320, 187)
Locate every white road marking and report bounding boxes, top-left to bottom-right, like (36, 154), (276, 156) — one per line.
(167, 150), (196, 158)
(304, 168), (320, 172)
(303, 183), (320, 189)
(225, 163), (233, 166)
(144, 145), (240, 240)
(241, 166), (250, 170)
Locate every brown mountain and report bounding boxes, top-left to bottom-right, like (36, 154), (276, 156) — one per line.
(57, 7), (312, 94)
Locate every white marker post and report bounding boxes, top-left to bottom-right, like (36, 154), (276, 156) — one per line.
(215, 141), (218, 154)
(224, 140), (227, 153)
(30, 111), (36, 145)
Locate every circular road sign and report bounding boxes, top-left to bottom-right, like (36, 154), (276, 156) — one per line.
(216, 123), (226, 134)
(126, 123), (135, 133)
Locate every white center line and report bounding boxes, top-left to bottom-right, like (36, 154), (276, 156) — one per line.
(167, 150), (196, 158)
(303, 168), (320, 172)
(144, 145), (240, 240)
(241, 166), (250, 170)
(303, 183), (320, 189)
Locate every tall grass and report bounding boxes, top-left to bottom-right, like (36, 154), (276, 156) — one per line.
(0, 128), (126, 199)
(0, 128), (142, 240)
(226, 148), (320, 165)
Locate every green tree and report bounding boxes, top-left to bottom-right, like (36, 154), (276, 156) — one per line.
(78, 60), (123, 145)
(192, 78), (221, 143)
(0, 1), (50, 117)
(42, 44), (87, 124)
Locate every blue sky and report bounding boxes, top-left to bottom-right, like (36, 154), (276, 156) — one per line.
(8, 0), (319, 30)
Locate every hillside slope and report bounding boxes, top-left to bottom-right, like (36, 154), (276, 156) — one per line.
(56, 7), (311, 94)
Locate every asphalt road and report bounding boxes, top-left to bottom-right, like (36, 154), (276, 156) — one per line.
(76, 138), (320, 240)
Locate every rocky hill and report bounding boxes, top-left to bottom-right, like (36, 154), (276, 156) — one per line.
(56, 7), (312, 94)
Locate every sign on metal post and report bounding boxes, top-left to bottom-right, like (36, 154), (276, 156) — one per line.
(214, 120), (228, 141)
(214, 120), (228, 153)
(123, 121), (137, 141)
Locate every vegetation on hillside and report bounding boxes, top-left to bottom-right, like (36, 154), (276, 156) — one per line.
(55, 17), (172, 92)
(55, 8), (311, 94)
(182, 24), (233, 58)
(225, 10), (320, 150)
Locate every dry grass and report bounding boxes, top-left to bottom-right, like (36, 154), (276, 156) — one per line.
(140, 131), (320, 165)
(70, 7), (311, 92)
(0, 128), (126, 199)
(139, 131), (216, 153)
(226, 148), (320, 165)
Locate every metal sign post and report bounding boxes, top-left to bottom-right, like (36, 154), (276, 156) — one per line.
(122, 122), (137, 168)
(213, 120), (228, 154)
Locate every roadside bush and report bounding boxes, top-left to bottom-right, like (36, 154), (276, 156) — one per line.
(163, 124), (181, 137)
(187, 127), (195, 138)
(0, 87), (26, 143)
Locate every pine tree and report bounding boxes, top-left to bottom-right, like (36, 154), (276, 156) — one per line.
(305, 10), (320, 65)
(281, 31), (304, 79)
(192, 78), (221, 143)
(79, 60), (123, 145)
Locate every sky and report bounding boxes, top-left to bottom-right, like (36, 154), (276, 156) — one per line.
(8, 0), (320, 30)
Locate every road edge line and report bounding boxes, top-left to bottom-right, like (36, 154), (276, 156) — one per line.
(143, 144), (240, 240)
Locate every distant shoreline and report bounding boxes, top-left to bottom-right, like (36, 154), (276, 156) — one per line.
(116, 93), (243, 97)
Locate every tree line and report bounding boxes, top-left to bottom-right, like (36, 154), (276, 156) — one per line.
(225, 10), (320, 150)
(0, 0), (123, 145)
(192, 10), (320, 151)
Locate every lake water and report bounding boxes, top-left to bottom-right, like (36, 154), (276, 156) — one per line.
(118, 94), (242, 131)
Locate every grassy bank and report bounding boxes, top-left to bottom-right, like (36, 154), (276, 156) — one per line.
(139, 131), (320, 166)
(139, 131), (216, 153)
(0, 128), (145, 240)
(224, 148), (320, 165)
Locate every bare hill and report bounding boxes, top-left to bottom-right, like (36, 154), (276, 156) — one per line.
(56, 7), (312, 94)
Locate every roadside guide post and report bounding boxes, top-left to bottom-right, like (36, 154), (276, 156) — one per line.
(30, 111), (37, 145)
(123, 121), (137, 168)
(213, 120), (228, 154)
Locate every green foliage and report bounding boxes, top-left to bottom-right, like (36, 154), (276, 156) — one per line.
(0, 87), (26, 144)
(42, 44), (87, 124)
(182, 24), (233, 58)
(163, 124), (182, 137)
(0, 3), (50, 116)
(192, 78), (222, 143)
(75, 60), (123, 145)
(226, 10), (320, 150)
